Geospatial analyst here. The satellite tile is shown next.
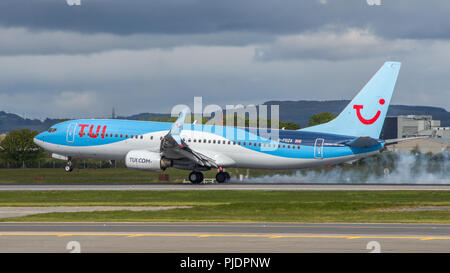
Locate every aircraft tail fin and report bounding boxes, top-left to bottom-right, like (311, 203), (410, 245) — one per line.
(300, 62), (401, 138)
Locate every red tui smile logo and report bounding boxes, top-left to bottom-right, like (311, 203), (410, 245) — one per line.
(353, 99), (385, 125)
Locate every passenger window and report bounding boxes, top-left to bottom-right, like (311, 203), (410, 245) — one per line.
(140, 136), (143, 139)
(151, 136), (153, 140)
(213, 140), (216, 144)
(208, 140), (211, 143)
(115, 134), (118, 137)
(193, 139), (197, 142)
(203, 139), (206, 143)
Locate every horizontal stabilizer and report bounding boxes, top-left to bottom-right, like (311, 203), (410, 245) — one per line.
(383, 137), (425, 146)
(343, 136), (381, 148)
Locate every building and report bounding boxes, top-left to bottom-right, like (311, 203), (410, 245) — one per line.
(381, 115), (450, 154)
(381, 115), (450, 139)
(386, 138), (450, 154)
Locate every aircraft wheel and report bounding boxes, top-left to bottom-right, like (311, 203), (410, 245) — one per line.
(64, 165), (73, 172)
(189, 171), (203, 184)
(216, 172), (230, 183)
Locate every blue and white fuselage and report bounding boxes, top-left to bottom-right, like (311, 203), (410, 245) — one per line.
(34, 120), (383, 169)
(33, 62), (401, 183)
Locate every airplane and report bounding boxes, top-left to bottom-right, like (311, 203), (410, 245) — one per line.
(34, 61), (401, 183)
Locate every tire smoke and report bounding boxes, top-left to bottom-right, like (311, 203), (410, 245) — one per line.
(245, 150), (450, 184)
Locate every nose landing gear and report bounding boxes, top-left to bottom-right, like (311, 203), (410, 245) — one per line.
(64, 158), (73, 172)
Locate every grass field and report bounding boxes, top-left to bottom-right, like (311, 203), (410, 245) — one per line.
(0, 168), (296, 184)
(1, 190), (450, 223)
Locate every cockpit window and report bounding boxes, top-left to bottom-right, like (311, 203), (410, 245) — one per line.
(48, 128), (57, 133)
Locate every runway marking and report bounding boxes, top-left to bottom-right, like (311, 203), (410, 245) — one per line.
(126, 234), (142, 238)
(1, 232), (450, 241)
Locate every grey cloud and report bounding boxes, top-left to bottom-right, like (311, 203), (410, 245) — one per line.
(254, 28), (424, 61)
(0, 0), (450, 119)
(1, 0), (450, 40)
(0, 27), (273, 55)
(0, 46), (449, 119)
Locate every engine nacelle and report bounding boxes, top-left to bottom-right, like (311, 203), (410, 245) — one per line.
(125, 150), (171, 172)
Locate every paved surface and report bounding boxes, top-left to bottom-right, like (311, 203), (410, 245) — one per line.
(1, 184), (450, 191)
(0, 206), (191, 218)
(0, 222), (449, 252)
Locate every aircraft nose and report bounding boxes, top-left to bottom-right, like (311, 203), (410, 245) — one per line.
(33, 132), (45, 146)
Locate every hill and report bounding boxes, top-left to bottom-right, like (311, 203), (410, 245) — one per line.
(0, 101), (448, 133)
(0, 111), (60, 134)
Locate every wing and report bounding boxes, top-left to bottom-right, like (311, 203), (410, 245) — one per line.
(160, 109), (218, 170)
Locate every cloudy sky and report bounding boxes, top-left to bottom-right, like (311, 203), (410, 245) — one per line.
(0, 0), (449, 119)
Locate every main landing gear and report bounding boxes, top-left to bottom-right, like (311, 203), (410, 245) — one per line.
(188, 168), (231, 184)
(64, 158), (73, 172)
(188, 171), (204, 184)
(215, 171), (230, 183)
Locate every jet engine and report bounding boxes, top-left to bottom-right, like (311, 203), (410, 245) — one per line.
(125, 150), (172, 172)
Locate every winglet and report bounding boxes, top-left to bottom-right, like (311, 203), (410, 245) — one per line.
(169, 108), (188, 146)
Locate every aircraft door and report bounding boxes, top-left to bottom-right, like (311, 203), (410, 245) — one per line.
(314, 138), (324, 159)
(66, 123), (77, 143)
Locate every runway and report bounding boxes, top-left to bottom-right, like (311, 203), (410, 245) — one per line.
(1, 222), (449, 252)
(1, 183), (450, 191)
